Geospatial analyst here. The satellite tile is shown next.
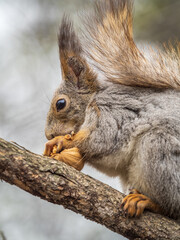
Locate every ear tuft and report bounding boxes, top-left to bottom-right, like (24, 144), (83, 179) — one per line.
(58, 15), (98, 92)
(58, 15), (82, 56)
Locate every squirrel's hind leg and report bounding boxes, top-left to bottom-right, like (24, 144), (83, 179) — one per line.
(121, 189), (161, 217)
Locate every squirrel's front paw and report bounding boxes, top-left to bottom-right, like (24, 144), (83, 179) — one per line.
(43, 133), (73, 156)
(51, 147), (84, 171)
(121, 189), (161, 217)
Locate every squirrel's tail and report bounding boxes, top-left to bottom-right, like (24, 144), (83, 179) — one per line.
(82, 0), (180, 89)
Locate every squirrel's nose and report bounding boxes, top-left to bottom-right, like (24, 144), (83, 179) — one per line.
(45, 130), (55, 140)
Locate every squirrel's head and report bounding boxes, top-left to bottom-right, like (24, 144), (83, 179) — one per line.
(45, 16), (98, 140)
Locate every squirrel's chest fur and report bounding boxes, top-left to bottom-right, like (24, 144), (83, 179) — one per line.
(85, 85), (180, 192)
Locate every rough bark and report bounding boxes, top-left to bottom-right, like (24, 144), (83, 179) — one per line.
(0, 137), (179, 240)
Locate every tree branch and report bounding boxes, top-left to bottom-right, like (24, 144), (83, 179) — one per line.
(0, 138), (179, 240)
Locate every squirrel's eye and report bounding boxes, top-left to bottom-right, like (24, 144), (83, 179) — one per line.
(56, 99), (66, 112)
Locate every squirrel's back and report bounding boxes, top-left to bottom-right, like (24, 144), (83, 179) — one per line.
(82, 0), (180, 90)
(45, 0), (180, 220)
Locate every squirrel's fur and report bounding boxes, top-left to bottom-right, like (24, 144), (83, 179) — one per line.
(44, 0), (180, 219)
(83, 0), (180, 89)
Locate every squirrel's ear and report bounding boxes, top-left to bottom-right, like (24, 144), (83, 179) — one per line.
(58, 16), (98, 92)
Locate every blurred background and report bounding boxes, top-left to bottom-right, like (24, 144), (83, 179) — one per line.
(0, 0), (180, 239)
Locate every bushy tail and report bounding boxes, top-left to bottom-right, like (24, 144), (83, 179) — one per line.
(82, 0), (180, 89)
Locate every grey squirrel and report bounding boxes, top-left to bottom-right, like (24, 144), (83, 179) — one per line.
(44, 0), (180, 219)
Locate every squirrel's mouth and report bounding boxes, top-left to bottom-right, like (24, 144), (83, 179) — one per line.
(46, 129), (75, 141)
(45, 121), (77, 140)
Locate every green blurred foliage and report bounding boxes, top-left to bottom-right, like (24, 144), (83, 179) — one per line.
(135, 0), (180, 43)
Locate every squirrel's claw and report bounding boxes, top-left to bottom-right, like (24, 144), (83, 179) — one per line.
(121, 189), (161, 217)
(43, 134), (73, 156)
(43, 140), (55, 156)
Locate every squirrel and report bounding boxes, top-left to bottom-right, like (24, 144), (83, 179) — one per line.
(44, 0), (180, 219)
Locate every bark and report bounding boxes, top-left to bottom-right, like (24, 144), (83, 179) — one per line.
(0, 137), (179, 240)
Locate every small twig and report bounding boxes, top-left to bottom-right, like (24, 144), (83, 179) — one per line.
(0, 231), (7, 240)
